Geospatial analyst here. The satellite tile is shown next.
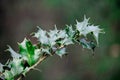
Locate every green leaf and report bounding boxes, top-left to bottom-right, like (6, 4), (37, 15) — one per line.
(26, 40), (35, 55)
(0, 16), (104, 80)
(80, 38), (96, 51)
(19, 38), (36, 66)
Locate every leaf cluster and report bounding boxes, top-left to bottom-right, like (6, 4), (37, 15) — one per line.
(0, 16), (104, 80)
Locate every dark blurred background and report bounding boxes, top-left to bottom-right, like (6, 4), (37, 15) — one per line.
(0, 0), (120, 80)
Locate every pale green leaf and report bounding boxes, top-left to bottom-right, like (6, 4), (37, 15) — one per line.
(56, 48), (66, 57)
(3, 70), (14, 80)
(65, 25), (75, 38)
(76, 16), (90, 37)
(7, 45), (21, 59)
(34, 27), (49, 44)
(34, 49), (41, 61)
(76, 16), (103, 44)
(10, 59), (24, 75)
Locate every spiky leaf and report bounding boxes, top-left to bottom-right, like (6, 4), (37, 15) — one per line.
(7, 45), (21, 59)
(76, 16), (104, 44)
(19, 38), (36, 66)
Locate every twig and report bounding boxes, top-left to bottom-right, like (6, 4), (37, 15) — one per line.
(17, 55), (48, 80)
(17, 45), (65, 80)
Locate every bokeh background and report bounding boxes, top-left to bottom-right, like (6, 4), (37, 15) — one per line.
(0, 0), (120, 80)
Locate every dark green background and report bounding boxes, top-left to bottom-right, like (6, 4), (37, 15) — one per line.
(0, 0), (120, 80)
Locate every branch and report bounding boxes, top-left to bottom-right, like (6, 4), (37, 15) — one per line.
(17, 55), (48, 80)
(0, 16), (104, 80)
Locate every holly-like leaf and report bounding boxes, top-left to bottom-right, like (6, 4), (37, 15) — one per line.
(7, 45), (21, 59)
(76, 16), (89, 36)
(10, 59), (24, 76)
(19, 38), (36, 66)
(48, 26), (68, 46)
(34, 49), (41, 61)
(60, 37), (73, 46)
(48, 26), (59, 46)
(0, 16), (104, 80)
(34, 27), (49, 44)
(80, 38), (96, 51)
(87, 25), (103, 44)
(76, 16), (104, 44)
